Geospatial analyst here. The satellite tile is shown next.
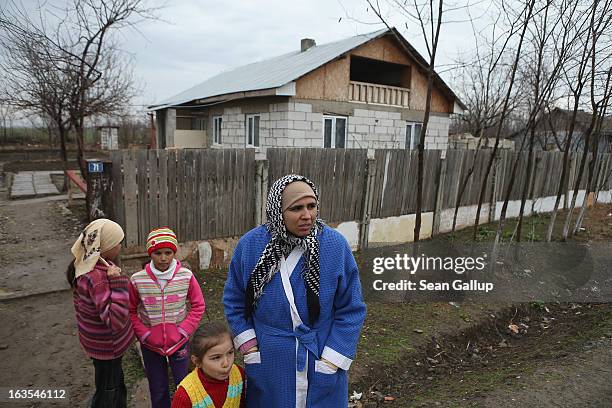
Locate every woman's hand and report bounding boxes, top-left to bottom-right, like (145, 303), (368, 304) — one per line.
(321, 358), (338, 370)
(107, 265), (122, 277)
(244, 346), (259, 355)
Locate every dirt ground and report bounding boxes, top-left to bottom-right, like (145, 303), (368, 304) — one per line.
(0, 163), (610, 407)
(353, 303), (612, 407)
(0, 173), (141, 407)
(0, 193), (85, 296)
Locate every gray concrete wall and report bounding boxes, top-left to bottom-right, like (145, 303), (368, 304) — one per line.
(163, 97), (450, 153)
(156, 108), (177, 148)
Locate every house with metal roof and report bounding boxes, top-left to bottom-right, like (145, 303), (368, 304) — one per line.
(149, 28), (465, 152)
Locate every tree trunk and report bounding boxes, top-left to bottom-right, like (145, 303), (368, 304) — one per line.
(452, 129), (485, 234)
(545, 102), (582, 241)
(473, 0), (536, 240)
(561, 114), (597, 240)
(516, 129), (537, 241)
(414, 1), (443, 243)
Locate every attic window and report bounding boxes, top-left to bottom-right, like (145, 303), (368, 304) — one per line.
(350, 56), (411, 88)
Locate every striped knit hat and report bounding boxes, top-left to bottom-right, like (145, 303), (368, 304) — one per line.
(146, 227), (178, 255)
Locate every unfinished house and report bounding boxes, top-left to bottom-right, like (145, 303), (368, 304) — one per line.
(150, 28), (465, 153)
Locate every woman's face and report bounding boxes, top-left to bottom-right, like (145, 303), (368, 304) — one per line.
(283, 196), (318, 237)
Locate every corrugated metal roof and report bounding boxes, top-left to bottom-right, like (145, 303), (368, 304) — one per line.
(151, 28), (388, 109)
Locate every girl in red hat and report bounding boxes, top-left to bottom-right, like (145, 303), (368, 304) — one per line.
(129, 227), (205, 408)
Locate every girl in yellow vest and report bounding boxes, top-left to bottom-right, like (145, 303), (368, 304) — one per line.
(171, 322), (246, 408)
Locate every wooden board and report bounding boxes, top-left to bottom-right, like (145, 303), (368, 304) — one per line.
(123, 150), (138, 246)
(110, 151), (125, 231)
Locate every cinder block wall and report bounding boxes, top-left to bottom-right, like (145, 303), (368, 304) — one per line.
(208, 100), (450, 152)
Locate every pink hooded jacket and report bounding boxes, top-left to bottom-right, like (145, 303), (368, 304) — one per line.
(129, 261), (205, 356)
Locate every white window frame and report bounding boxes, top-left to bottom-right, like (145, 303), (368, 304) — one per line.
(213, 116), (222, 145)
(406, 121), (423, 150)
(245, 114), (260, 148)
(322, 115), (347, 148)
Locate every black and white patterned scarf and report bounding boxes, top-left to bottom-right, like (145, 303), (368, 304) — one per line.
(245, 174), (325, 324)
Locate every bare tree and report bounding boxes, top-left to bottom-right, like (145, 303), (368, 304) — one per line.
(472, 0), (537, 241)
(366, 0), (445, 242)
(450, 5), (525, 234)
(559, 0), (612, 240)
(544, 1), (604, 241)
(0, 103), (14, 145)
(510, 0), (583, 241)
(570, 50), (612, 235)
(0, 0), (152, 178)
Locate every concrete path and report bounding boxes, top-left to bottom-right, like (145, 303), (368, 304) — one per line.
(9, 171), (62, 199)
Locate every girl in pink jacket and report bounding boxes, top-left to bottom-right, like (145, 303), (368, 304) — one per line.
(129, 227), (205, 408)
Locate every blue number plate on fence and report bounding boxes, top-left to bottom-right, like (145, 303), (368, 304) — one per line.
(88, 161), (104, 173)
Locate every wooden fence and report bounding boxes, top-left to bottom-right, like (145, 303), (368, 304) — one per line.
(370, 149), (440, 217)
(102, 148), (612, 248)
(110, 149), (255, 246)
(267, 148), (368, 223)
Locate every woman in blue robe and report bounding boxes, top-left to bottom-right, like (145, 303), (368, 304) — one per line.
(223, 174), (367, 408)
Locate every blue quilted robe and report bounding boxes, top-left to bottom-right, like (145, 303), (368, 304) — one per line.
(223, 225), (366, 408)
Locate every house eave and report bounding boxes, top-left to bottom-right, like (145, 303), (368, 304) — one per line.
(148, 84), (297, 111)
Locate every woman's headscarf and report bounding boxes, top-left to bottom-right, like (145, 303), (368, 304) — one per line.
(71, 218), (124, 279)
(245, 174), (325, 324)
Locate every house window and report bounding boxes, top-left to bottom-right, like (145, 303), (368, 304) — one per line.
(406, 122), (423, 150)
(213, 116), (222, 145)
(176, 116), (205, 130)
(246, 114), (260, 147)
(192, 117), (205, 130)
(323, 116), (347, 148)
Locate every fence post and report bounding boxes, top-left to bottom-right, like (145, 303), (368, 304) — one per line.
(254, 159), (268, 225)
(86, 158), (114, 221)
(358, 156), (376, 251)
(432, 154), (447, 236)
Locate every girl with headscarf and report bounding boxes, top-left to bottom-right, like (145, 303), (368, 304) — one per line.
(223, 175), (366, 408)
(67, 218), (133, 408)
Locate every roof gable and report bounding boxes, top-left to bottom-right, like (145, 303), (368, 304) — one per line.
(151, 29), (388, 109)
(151, 28), (464, 111)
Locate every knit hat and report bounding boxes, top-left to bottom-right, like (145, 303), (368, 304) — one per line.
(146, 227), (178, 255)
(281, 181), (317, 211)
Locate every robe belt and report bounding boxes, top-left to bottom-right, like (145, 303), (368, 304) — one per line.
(253, 318), (331, 372)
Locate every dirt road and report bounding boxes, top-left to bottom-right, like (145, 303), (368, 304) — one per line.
(0, 291), (92, 407)
(0, 195), (84, 297)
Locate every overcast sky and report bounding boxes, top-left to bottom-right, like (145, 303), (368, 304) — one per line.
(14, 0), (493, 115)
(114, 0), (492, 110)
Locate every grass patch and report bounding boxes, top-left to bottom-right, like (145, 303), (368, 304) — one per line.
(436, 207), (607, 243)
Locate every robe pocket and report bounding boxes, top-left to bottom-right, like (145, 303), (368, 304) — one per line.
(314, 359), (338, 374)
(243, 351), (261, 364)
(310, 361), (340, 402)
